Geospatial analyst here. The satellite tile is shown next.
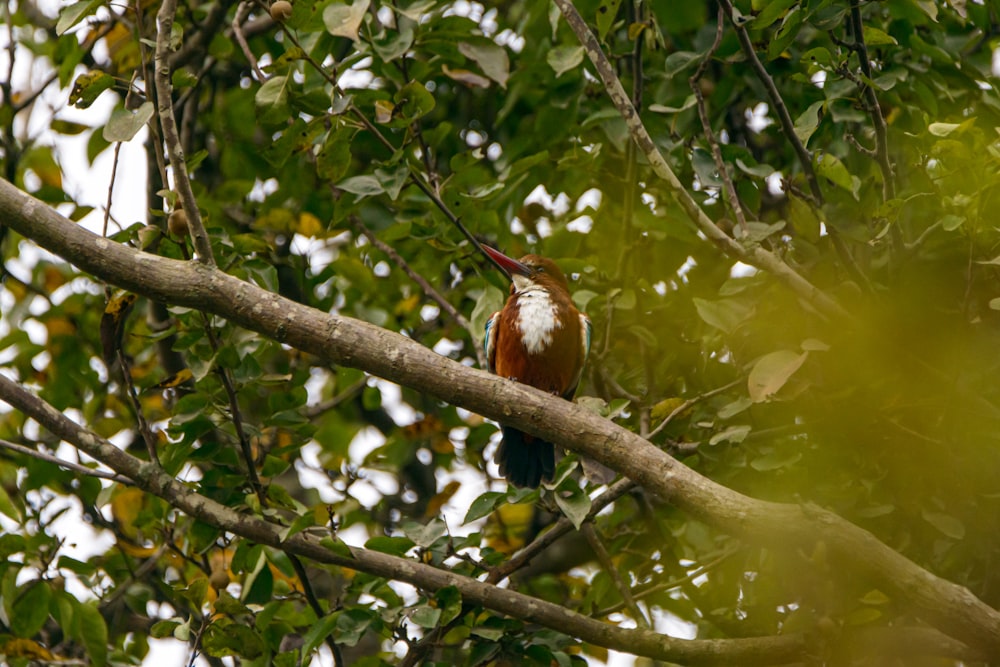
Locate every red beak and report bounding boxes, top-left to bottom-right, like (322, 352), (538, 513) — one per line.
(483, 245), (531, 278)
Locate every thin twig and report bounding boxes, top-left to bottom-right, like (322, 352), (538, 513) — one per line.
(304, 375), (368, 418)
(287, 552), (345, 666)
(596, 546), (739, 617)
(154, 0), (216, 265)
(716, 0), (821, 204)
(233, 2), (266, 82)
(583, 522), (650, 628)
(849, 0), (895, 202)
(115, 347), (161, 465)
(0, 438), (131, 483)
(486, 478), (635, 585)
(648, 378), (742, 440)
(201, 318), (265, 504)
(276, 26), (512, 278)
(690, 7), (748, 235)
(353, 218), (488, 368)
(552, 0), (849, 321)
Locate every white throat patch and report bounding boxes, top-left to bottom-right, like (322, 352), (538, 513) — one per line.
(514, 284), (560, 354)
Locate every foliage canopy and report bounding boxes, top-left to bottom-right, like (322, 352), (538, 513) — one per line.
(2, 0), (1000, 664)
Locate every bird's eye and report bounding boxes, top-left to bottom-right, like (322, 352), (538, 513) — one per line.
(535, 266), (545, 273)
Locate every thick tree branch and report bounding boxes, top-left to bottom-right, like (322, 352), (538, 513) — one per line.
(551, 0), (848, 321)
(0, 374), (806, 665)
(0, 374), (984, 665)
(1, 179), (998, 657)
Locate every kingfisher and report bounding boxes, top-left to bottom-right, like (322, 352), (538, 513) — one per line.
(483, 245), (592, 488)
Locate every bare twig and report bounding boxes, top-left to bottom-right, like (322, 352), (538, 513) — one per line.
(552, 0), (848, 321)
(0, 438), (131, 483)
(648, 378), (743, 440)
(275, 27), (513, 278)
(200, 318), (265, 504)
(716, 0), (821, 203)
(690, 8), (748, 234)
(595, 546), (739, 617)
(849, 0), (895, 202)
(233, 2), (266, 82)
(583, 522), (650, 628)
(154, 0), (216, 265)
(354, 218), (488, 368)
(287, 552), (345, 666)
(115, 345), (162, 465)
(486, 478), (635, 585)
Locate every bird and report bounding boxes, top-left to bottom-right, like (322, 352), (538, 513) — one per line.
(483, 245), (592, 488)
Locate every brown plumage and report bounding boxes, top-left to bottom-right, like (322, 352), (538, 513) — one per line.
(484, 248), (591, 487)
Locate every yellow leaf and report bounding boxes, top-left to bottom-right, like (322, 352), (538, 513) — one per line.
(152, 368), (193, 390)
(296, 212), (323, 237)
(650, 397), (689, 422)
(423, 480), (461, 519)
(2, 638), (56, 660)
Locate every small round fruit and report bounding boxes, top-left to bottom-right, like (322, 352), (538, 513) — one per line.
(270, 0), (293, 22)
(167, 208), (189, 237)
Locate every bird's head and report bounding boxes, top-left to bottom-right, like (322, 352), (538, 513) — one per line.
(483, 245), (570, 295)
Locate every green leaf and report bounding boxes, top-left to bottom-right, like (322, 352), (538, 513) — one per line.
(395, 80), (435, 121)
(364, 535), (415, 555)
(77, 602), (109, 667)
(693, 297), (754, 334)
(374, 163), (409, 200)
(410, 604), (443, 628)
(335, 608), (374, 647)
(301, 613), (339, 658)
(464, 491), (505, 523)
(750, 449), (802, 471)
(928, 122), (961, 137)
(709, 424), (751, 445)
(940, 214), (965, 231)
(255, 75), (291, 125)
(471, 286), (504, 345)
(547, 45), (584, 78)
(793, 100), (824, 145)
(151, 619), (181, 638)
(337, 175), (384, 197)
(753, 0), (797, 30)
(56, 0), (104, 34)
(103, 102), (154, 142)
(402, 518), (447, 548)
(862, 26), (897, 46)
(596, 0), (623, 41)
(11, 580), (50, 637)
(458, 42), (510, 88)
(0, 481), (21, 521)
(922, 511), (965, 539)
(69, 71), (114, 109)
(553, 485), (591, 530)
(815, 152), (859, 197)
(324, 0), (371, 41)
(747, 350), (808, 402)
(436, 586), (463, 625)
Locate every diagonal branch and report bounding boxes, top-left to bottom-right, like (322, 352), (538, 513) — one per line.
(551, 0), (848, 321)
(154, 0), (216, 265)
(1, 179), (999, 657)
(0, 373), (985, 665)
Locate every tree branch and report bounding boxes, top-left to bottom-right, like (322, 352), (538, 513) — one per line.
(155, 0), (216, 265)
(551, 0), (848, 321)
(1, 179), (998, 657)
(0, 373), (984, 665)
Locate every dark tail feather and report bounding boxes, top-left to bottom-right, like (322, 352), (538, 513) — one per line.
(495, 426), (555, 488)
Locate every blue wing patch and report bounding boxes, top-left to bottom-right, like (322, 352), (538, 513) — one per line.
(484, 311), (499, 373)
